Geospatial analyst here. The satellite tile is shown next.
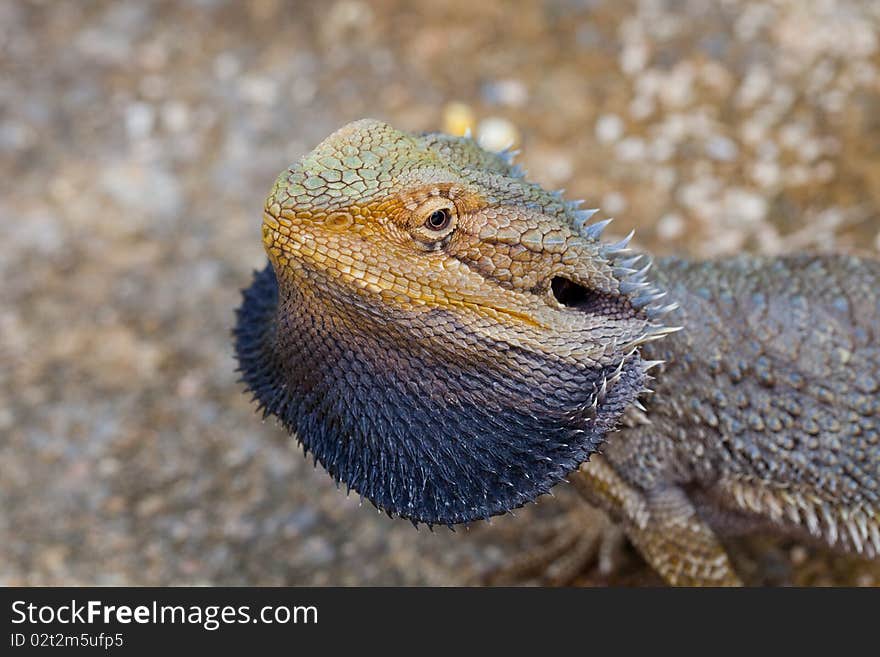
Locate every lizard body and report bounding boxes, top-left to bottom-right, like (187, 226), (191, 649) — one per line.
(235, 119), (880, 585)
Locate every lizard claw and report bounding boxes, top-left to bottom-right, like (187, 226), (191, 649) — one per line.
(469, 504), (628, 586)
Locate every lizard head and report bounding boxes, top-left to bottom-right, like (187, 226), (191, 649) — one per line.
(236, 119), (674, 525)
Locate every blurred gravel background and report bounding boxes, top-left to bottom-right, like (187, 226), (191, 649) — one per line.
(2, 0), (879, 585)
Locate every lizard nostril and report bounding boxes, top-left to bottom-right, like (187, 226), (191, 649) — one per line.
(550, 276), (595, 309)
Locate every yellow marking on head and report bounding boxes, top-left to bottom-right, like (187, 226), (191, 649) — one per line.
(263, 183), (546, 331)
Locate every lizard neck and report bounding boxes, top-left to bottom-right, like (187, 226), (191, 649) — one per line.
(234, 260), (649, 526)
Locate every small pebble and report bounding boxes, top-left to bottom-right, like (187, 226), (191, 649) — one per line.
(239, 76), (278, 106)
(528, 148), (573, 185)
(790, 545), (808, 565)
(477, 117), (518, 152)
(482, 78), (528, 107)
(751, 161), (781, 188)
(620, 43), (648, 75)
(657, 213), (685, 241)
(705, 135), (738, 161)
(442, 102), (475, 137)
(615, 137), (646, 161)
(161, 101), (190, 133)
(726, 189), (768, 224)
(125, 102), (155, 141)
(650, 136), (675, 162)
(214, 52), (240, 80)
(629, 96), (655, 121)
(595, 113), (624, 144)
(814, 161), (835, 183)
(602, 191), (627, 214)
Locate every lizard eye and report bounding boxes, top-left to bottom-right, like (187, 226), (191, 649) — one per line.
(425, 208), (452, 231)
(410, 199), (457, 246)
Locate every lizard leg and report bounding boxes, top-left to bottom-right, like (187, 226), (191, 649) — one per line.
(572, 457), (743, 586)
(629, 486), (742, 586)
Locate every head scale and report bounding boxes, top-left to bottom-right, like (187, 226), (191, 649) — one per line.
(235, 119), (670, 525)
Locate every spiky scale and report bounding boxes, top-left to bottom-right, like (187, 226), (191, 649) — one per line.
(573, 208), (600, 231)
(619, 255), (644, 270)
(603, 229), (634, 254)
(647, 302), (680, 318)
(581, 217), (612, 240)
(619, 279), (651, 295)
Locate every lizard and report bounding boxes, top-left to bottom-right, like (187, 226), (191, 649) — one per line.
(234, 119), (880, 586)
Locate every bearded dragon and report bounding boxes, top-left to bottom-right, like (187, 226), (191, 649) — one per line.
(234, 119), (880, 585)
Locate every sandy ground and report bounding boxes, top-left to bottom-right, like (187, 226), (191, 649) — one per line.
(2, 0), (879, 585)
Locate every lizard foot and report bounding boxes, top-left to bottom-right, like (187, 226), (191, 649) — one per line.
(474, 505), (626, 585)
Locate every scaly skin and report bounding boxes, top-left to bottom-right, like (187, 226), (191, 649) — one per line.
(235, 119), (880, 585)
